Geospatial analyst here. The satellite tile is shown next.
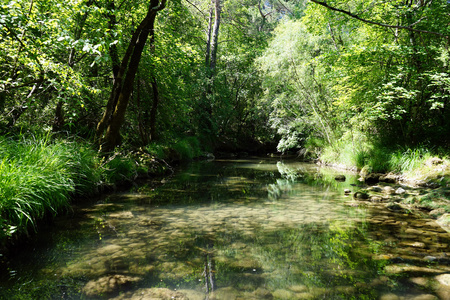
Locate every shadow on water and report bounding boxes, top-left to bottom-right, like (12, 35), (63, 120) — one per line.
(0, 158), (449, 299)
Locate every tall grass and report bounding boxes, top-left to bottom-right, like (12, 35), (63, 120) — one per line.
(320, 132), (437, 174)
(0, 134), (100, 243)
(388, 147), (432, 173)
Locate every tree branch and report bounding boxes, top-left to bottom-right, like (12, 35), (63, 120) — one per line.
(184, 0), (207, 19)
(309, 0), (447, 38)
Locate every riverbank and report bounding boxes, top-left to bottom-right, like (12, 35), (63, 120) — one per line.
(0, 134), (186, 251)
(325, 156), (450, 233)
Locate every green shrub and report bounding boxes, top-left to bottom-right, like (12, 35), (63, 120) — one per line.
(102, 155), (137, 184)
(146, 136), (202, 161)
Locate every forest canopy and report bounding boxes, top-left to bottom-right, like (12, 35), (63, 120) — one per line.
(0, 0), (449, 157)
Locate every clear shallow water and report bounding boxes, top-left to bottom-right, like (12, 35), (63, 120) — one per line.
(1, 158), (449, 299)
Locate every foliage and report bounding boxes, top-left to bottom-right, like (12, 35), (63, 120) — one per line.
(102, 154), (137, 184)
(146, 136), (203, 161)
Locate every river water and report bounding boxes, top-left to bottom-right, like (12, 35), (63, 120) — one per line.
(0, 158), (449, 299)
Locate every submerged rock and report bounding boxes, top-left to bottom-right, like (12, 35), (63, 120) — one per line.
(82, 275), (141, 297)
(111, 287), (188, 300)
(386, 202), (404, 211)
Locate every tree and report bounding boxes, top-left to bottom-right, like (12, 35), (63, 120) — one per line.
(96, 0), (167, 152)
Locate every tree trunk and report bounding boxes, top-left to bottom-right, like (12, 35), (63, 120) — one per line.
(149, 76), (159, 141)
(209, 0), (221, 72)
(96, 0), (125, 143)
(97, 0), (166, 153)
(205, 0), (214, 65)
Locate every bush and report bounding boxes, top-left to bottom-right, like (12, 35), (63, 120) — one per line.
(102, 155), (137, 184)
(146, 136), (202, 161)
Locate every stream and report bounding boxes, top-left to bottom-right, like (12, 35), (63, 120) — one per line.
(0, 158), (449, 299)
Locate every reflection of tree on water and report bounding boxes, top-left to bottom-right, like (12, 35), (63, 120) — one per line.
(268, 161), (359, 200)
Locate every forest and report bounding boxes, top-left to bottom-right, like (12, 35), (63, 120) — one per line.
(0, 0), (449, 245)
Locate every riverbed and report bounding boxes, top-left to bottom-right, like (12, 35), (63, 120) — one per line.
(0, 158), (449, 299)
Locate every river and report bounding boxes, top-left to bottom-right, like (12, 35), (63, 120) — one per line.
(0, 158), (449, 299)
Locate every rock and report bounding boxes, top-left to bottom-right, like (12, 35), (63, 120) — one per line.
(410, 277), (429, 287)
(97, 244), (123, 255)
(436, 274), (450, 286)
(111, 288), (188, 300)
(368, 186), (382, 192)
(82, 275), (141, 297)
(109, 211), (134, 219)
(364, 173), (381, 184)
(400, 241), (426, 248)
(370, 196), (383, 202)
(435, 274), (450, 300)
(386, 202), (403, 211)
(411, 295), (438, 300)
(429, 208), (446, 219)
(379, 293), (400, 300)
(427, 157), (444, 166)
(335, 175), (346, 181)
(395, 187), (407, 195)
(383, 186), (396, 194)
(424, 256), (438, 262)
(379, 173), (398, 183)
(436, 214), (450, 233)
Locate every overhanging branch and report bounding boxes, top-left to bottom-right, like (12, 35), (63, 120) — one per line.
(309, 0), (447, 38)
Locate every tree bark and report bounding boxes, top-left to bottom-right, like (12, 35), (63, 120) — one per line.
(205, 0), (214, 65)
(97, 0), (166, 153)
(209, 0), (221, 72)
(148, 76), (159, 141)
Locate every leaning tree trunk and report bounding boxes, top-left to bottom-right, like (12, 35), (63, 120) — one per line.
(96, 0), (166, 153)
(200, 0), (221, 135)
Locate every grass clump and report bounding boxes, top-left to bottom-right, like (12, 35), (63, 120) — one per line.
(0, 134), (100, 244)
(388, 147), (433, 173)
(319, 131), (448, 177)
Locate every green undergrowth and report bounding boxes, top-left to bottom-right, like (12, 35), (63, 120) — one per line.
(146, 136), (204, 162)
(0, 134), (93, 243)
(0, 134), (157, 247)
(0, 134), (207, 247)
(319, 132), (449, 181)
